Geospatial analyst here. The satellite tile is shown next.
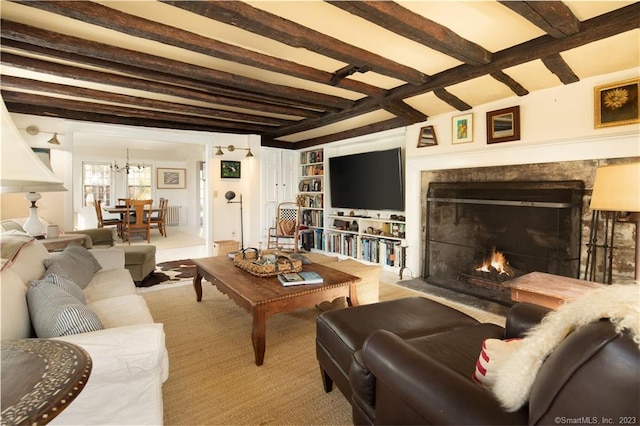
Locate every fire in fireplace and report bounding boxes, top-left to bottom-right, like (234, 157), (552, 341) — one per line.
(424, 180), (584, 305)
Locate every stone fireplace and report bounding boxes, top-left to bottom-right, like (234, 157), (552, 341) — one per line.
(425, 180), (583, 304)
(420, 158), (638, 305)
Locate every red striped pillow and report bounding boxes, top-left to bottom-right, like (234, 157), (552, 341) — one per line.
(473, 338), (523, 387)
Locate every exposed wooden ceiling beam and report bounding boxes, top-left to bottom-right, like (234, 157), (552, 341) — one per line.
(1, 48), (323, 119)
(433, 88), (472, 111)
(326, 0), (493, 66)
(541, 53), (580, 84)
(1, 90), (274, 133)
(490, 71), (529, 97)
(15, 0), (387, 99)
(270, 3), (639, 145)
(386, 3), (639, 104)
(499, 1), (580, 38)
(379, 99), (427, 122)
(0, 20), (355, 111)
(270, 117), (411, 149)
(4, 101), (238, 133)
(162, 0), (429, 85)
(0, 75), (293, 127)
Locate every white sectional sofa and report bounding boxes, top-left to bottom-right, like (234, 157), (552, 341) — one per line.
(1, 231), (168, 425)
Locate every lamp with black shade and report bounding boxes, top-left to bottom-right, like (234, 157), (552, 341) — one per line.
(588, 162), (640, 281)
(225, 191), (244, 252)
(1, 101), (67, 238)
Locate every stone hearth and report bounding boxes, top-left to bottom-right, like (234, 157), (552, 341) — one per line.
(420, 158), (638, 305)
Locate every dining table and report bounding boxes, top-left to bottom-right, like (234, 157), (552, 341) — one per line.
(103, 205), (163, 217)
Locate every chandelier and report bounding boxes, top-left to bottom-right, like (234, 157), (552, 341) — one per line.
(111, 148), (146, 174)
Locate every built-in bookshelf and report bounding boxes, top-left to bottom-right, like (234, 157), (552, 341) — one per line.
(298, 148), (324, 251)
(324, 215), (407, 270)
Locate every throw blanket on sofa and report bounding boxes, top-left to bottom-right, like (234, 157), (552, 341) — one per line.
(493, 284), (640, 412)
(1, 232), (35, 270)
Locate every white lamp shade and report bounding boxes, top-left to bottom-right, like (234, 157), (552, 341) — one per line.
(1, 99), (66, 193)
(590, 162), (640, 212)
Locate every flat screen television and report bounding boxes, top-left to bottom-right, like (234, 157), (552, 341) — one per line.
(329, 147), (404, 211)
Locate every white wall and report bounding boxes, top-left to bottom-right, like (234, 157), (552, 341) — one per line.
(402, 68), (640, 277)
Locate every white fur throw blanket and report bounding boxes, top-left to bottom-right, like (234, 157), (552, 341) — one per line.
(493, 284), (640, 412)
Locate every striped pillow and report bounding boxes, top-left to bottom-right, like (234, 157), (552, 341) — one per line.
(27, 280), (103, 338)
(33, 273), (86, 304)
(473, 338), (523, 387)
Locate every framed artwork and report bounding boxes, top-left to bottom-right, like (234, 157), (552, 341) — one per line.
(452, 113), (473, 144)
(157, 168), (186, 189)
(594, 78), (639, 128)
(221, 160), (241, 179)
(487, 106), (521, 144)
(417, 125), (438, 147)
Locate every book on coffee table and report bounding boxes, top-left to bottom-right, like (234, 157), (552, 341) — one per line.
(278, 271), (323, 286)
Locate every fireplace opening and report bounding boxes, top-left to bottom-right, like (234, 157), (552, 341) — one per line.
(424, 181), (584, 305)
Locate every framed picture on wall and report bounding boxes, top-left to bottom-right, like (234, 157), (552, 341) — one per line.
(221, 160), (241, 179)
(417, 125), (438, 147)
(594, 78), (640, 128)
(157, 168), (186, 189)
(487, 106), (520, 144)
(452, 113), (473, 144)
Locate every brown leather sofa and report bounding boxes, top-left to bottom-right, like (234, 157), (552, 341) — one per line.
(349, 302), (640, 425)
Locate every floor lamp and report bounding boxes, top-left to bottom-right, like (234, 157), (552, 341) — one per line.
(225, 191), (244, 251)
(589, 162), (640, 281)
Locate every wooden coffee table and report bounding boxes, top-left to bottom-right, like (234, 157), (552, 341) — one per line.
(192, 256), (361, 366)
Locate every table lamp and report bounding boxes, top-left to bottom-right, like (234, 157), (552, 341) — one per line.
(1, 100), (66, 237)
(590, 162), (640, 280)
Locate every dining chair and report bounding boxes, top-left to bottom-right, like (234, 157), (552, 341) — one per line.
(94, 199), (123, 236)
(150, 198), (168, 238)
(122, 199), (153, 244)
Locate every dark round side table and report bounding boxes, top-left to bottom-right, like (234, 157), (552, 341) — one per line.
(1, 339), (92, 425)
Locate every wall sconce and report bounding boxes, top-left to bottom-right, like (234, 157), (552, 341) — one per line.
(23, 126), (63, 145)
(214, 144), (253, 157)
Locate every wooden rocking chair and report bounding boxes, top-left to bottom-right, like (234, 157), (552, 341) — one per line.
(267, 202), (301, 253)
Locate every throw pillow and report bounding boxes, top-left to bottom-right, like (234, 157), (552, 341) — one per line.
(1, 220), (25, 233)
(473, 338), (523, 387)
(277, 220), (296, 236)
(43, 243), (102, 289)
(32, 273), (86, 304)
(27, 280), (104, 338)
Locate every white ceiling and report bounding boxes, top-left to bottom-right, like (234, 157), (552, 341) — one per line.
(1, 1), (638, 148)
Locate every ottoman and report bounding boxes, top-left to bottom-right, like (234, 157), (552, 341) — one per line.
(316, 297), (480, 401)
(122, 245), (156, 283)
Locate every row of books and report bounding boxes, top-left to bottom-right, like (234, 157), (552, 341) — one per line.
(300, 149), (323, 165)
(298, 194), (324, 209)
(298, 178), (322, 192)
(323, 234), (406, 267)
(301, 165), (323, 176)
(301, 209), (324, 227)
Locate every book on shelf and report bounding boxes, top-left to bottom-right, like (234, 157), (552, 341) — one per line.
(278, 271), (324, 286)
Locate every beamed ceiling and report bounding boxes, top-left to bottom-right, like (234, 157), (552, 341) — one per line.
(1, 1), (638, 149)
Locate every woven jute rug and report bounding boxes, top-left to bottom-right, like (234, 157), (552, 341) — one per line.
(143, 280), (505, 425)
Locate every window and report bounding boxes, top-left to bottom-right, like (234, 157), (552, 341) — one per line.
(127, 166), (152, 199)
(83, 163), (112, 207)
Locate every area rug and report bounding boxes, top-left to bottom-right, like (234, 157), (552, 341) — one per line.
(142, 279), (505, 425)
(137, 259), (196, 288)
